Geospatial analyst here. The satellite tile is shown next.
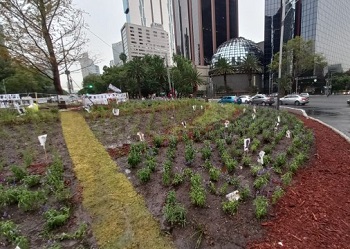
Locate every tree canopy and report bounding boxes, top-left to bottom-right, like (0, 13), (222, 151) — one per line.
(0, 0), (87, 94)
(269, 36), (327, 93)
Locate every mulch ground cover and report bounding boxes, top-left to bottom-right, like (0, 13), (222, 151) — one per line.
(249, 116), (350, 248)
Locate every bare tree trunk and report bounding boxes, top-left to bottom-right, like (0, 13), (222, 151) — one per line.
(39, 0), (63, 95)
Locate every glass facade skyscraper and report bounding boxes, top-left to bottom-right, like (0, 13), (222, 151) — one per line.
(264, 0), (350, 92)
(173, 0), (239, 66)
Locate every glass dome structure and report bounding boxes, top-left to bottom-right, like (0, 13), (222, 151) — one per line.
(211, 37), (263, 68)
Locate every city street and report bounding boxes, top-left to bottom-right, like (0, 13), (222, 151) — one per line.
(290, 95), (350, 138)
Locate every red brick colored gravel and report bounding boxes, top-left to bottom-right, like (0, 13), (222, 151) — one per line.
(249, 116), (350, 249)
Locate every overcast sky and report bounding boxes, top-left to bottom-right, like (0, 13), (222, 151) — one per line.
(68, 0), (265, 89)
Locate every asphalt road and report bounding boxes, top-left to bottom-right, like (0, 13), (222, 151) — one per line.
(289, 95), (350, 138)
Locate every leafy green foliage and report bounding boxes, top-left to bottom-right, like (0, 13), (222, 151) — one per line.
(190, 174), (206, 207)
(209, 167), (220, 181)
(185, 142), (195, 164)
(272, 186), (284, 204)
(222, 200), (239, 215)
(253, 173), (270, 189)
(201, 141), (212, 160)
(163, 191), (187, 227)
(0, 220), (29, 249)
(10, 165), (27, 181)
(44, 206), (70, 230)
(254, 196), (269, 219)
(137, 167), (152, 183)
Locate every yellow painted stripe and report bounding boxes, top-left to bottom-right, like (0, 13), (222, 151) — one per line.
(61, 111), (173, 249)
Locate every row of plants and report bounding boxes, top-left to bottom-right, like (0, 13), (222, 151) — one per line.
(0, 154), (88, 249)
(122, 104), (313, 228)
(0, 108), (59, 125)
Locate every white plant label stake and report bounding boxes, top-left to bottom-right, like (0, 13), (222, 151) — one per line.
(253, 107), (256, 113)
(38, 134), (48, 161)
(277, 116), (281, 123)
(274, 121), (280, 131)
(252, 113), (256, 120)
(136, 132), (145, 142)
(243, 108), (246, 113)
(257, 151), (265, 165)
(244, 138), (251, 152)
(200, 105), (203, 110)
(226, 190), (240, 201)
(84, 106), (91, 113)
(112, 108), (120, 116)
(192, 105), (196, 111)
(286, 130), (291, 138)
(181, 121), (187, 128)
(224, 120), (230, 128)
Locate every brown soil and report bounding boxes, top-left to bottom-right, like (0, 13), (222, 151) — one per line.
(249, 116), (350, 248)
(0, 121), (97, 249)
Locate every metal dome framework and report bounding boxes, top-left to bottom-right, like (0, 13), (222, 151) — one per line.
(211, 37), (263, 68)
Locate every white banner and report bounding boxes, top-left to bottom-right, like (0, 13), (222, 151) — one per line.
(108, 84), (122, 93)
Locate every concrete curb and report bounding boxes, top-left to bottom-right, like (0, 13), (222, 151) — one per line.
(281, 106), (350, 144)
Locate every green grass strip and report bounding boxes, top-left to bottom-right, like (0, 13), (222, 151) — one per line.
(61, 111), (173, 249)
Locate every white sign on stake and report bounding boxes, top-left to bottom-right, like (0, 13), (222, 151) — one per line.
(244, 138), (251, 152)
(277, 116), (281, 123)
(136, 132), (145, 142)
(286, 130), (291, 138)
(84, 106), (91, 113)
(200, 105), (203, 110)
(38, 134), (47, 149)
(257, 151), (266, 165)
(252, 113), (256, 120)
(253, 107), (256, 113)
(38, 134), (48, 161)
(226, 190), (240, 201)
(112, 108), (120, 116)
(243, 108), (246, 113)
(181, 121), (187, 128)
(224, 120), (230, 128)
(192, 105), (196, 111)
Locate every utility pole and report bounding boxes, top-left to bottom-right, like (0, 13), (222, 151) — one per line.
(2, 79), (7, 95)
(61, 34), (74, 94)
(165, 53), (172, 96)
(277, 0), (286, 110)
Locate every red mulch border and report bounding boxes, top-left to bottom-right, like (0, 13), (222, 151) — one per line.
(249, 116), (350, 248)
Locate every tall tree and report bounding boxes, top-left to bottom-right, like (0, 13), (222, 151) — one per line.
(126, 57), (145, 97)
(240, 54), (262, 88)
(0, 0), (87, 94)
(119, 52), (127, 65)
(171, 55), (204, 97)
(270, 36), (327, 93)
(212, 58), (234, 93)
(143, 54), (167, 95)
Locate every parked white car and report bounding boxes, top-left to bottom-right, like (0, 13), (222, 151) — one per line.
(238, 95), (252, 104)
(279, 94), (309, 106)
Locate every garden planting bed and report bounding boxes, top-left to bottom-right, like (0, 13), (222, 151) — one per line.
(1, 99), (348, 248)
(86, 100), (314, 248)
(0, 111), (97, 249)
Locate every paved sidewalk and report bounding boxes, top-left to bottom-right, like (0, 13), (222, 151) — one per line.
(61, 111), (173, 249)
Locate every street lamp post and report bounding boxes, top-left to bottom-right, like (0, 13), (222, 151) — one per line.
(277, 0), (286, 110)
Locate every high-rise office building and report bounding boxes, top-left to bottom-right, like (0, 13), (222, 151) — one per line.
(79, 52), (100, 79)
(173, 0), (239, 66)
(112, 42), (124, 67)
(122, 0), (175, 62)
(121, 23), (170, 65)
(264, 0), (350, 92)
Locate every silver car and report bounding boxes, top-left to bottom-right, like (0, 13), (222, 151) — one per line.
(279, 94), (309, 106)
(251, 94), (275, 106)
